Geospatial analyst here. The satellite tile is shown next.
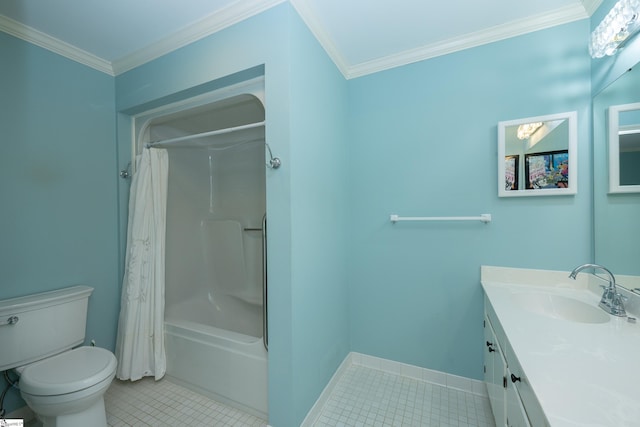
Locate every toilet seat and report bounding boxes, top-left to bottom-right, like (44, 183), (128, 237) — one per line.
(19, 346), (117, 396)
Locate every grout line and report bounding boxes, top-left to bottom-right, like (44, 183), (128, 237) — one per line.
(304, 352), (493, 427)
(104, 377), (268, 427)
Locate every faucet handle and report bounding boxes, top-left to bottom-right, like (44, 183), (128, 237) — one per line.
(615, 293), (628, 302)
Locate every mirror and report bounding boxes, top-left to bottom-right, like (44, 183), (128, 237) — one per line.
(608, 102), (640, 193)
(594, 65), (640, 286)
(498, 111), (577, 197)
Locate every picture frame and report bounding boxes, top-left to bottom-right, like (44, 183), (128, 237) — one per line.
(504, 155), (519, 191)
(497, 111), (577, 197)
(524, 150), (569, 190)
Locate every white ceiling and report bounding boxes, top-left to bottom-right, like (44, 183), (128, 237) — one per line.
(0, 0), (601, 78)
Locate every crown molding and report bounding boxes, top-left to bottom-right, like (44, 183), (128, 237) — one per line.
(1, 0), (598, 79)
(289, 0), (350, 77)
(0, 0), (285, 76)
(345, 4), (589, 79)
(0, 14), (114, 75)
(111, 0), (286, 75)
(581, 0), (604, 16)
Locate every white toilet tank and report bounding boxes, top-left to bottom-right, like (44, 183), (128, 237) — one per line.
(0, 286), (93, 371)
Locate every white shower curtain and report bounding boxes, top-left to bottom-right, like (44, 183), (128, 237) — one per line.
(115, 147), (169, 381)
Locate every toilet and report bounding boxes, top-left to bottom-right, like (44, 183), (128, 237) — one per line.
(0, 286), (117, 427)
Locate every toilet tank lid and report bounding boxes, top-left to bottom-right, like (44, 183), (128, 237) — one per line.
(0, 286), (93, 317)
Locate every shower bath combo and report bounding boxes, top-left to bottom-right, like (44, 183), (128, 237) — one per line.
(128, 77), (272, 418)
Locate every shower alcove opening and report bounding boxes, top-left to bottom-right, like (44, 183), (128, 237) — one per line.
(133, 77), (268, 419)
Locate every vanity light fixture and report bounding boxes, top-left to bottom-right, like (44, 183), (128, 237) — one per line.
(590, 0), (640, 58)
(516, 122), (543, 140)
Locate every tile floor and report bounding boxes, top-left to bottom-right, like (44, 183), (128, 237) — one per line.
(101, 364), (495, 426)
(104, 377), (267, 427)
(311, 365), (495, 427)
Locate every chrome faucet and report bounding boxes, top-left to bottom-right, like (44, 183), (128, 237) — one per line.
(569, 263), (626, 317)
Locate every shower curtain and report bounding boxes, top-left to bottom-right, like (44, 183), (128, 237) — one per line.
(115, 147), (169, 381)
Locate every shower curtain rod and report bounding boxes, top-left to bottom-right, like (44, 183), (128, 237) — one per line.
(145, 121), (265, 148)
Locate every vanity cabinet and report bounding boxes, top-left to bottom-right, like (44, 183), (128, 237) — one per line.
(484, 296), (548, 427)
(483, 314), (507, 424)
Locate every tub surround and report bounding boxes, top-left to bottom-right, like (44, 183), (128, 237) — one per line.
(482, 265), (640, 426)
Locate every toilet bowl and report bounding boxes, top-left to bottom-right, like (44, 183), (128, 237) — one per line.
(0, 286), (117, 427)
(17, 346), (117, 427)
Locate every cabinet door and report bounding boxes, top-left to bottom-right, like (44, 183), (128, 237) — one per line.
(485, 299), (549, 427)
(506, 376), (531, 427)
(484, 316), (506, 426)
(505, 340), (548, 426)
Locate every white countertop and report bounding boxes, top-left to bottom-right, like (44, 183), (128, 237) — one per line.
(481, 266), (640, 427)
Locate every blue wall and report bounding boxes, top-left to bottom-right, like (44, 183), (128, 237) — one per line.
(288, 12), (350, 423)
(2, 3), (617, 425)
(0, 32), (117, 412)
(347, 20), (592, 379)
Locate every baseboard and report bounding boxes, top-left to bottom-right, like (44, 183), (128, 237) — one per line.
(351, 352), (488, 397)
(301, 352), (487, 426)
(299, 352), (354, 427)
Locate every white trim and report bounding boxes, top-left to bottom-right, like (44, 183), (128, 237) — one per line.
(582, 0), (605, 16)
(498, 111), (578, 197)
(0, 0), (595, 78)
(0, 14), (114, 75)
(289, 0), (350, 77)
(300, 353), (354, 427)
(301, 352), (488, 426)
(345, 4), (589, 79)
(111, 0), (286, 75)
(0, 0), (284, 76)
(608, 102), (640, 193)
(351, 352), (488, 396)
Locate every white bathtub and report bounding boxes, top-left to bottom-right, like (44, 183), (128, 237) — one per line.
(164, 304), (268, 419)
(166, 292), (263, 338)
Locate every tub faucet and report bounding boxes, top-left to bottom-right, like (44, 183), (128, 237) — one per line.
(569, 263), (626, 317)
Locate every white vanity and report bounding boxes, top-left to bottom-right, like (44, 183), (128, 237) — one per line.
(481, 265), (640, 427)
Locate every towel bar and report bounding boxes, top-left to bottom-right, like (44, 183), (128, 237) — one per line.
(390, 214), (491, 223)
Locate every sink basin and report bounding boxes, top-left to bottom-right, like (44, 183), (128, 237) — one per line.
(510, 292), (610, 324)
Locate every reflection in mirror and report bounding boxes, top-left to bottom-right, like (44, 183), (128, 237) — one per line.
(498, 111), (577, 197)
(593, 66), (640, 287)
(609, 102), (640, 192)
